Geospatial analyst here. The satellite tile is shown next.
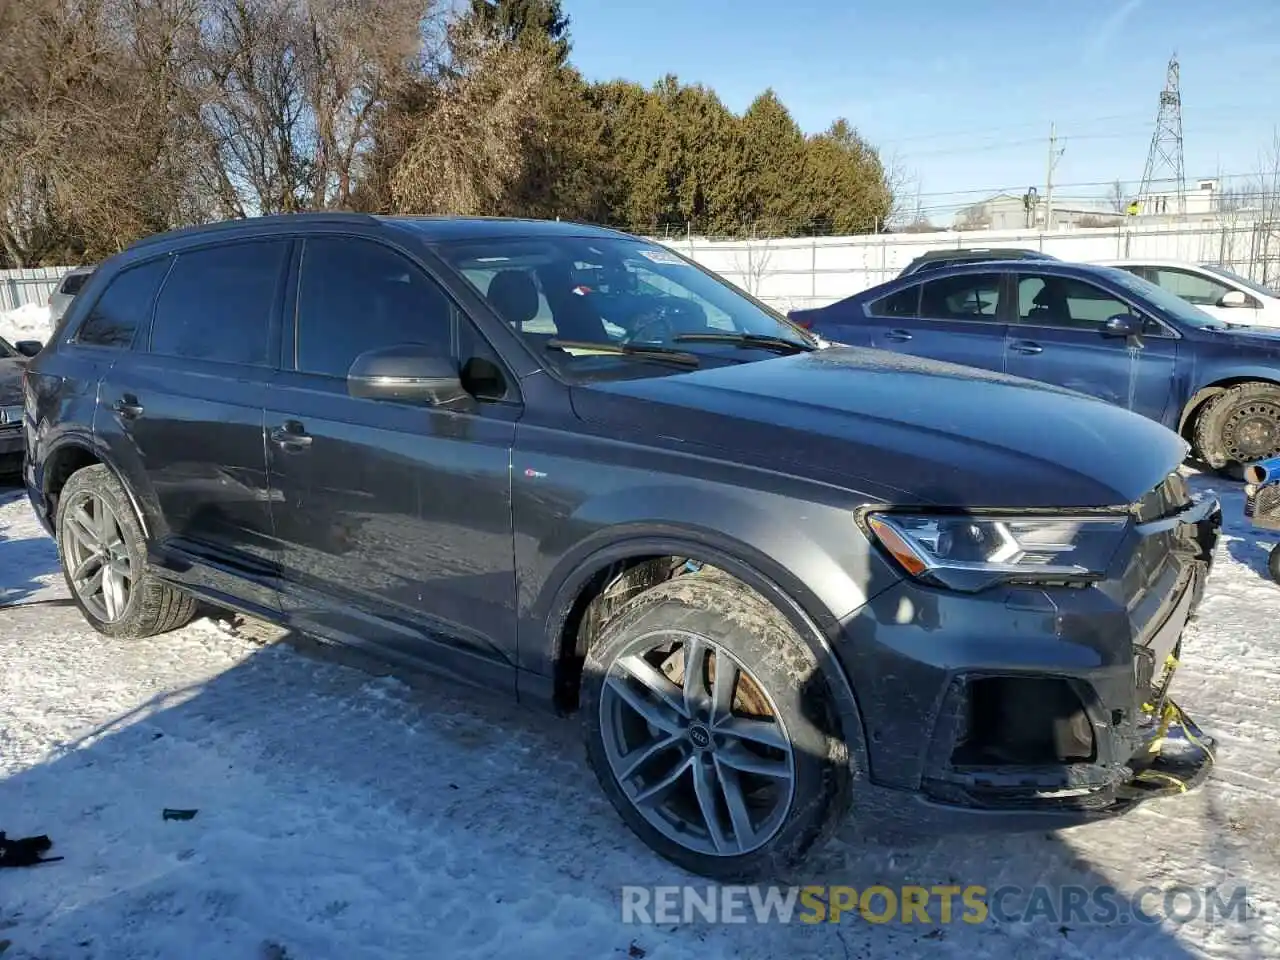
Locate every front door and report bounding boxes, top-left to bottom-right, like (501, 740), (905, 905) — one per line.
(1003, 273), (1179, 423)
(266, 233), (520, 689)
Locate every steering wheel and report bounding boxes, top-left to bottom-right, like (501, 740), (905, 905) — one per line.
(622, 306), (676, 345)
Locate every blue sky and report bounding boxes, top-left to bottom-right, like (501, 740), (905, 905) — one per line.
(562, 0), (1280, 219)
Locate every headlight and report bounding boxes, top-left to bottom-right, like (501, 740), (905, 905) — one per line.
(0, 405), (21, 426)
(865, 512), (1129, 592)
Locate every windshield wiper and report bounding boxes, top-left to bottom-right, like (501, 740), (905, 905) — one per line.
(545, 339), (701, 368)
(672, 332), (816, 354)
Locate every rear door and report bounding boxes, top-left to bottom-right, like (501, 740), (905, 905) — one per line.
(1003, 272), (1178, 422)
(96, 238), (287, 613)
(864, 271), (1011, 374)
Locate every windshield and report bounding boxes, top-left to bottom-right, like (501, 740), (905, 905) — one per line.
(434, 235), (814, 378)
(1097, 266), (1227, 329)
(1200, 264), (1279, 300)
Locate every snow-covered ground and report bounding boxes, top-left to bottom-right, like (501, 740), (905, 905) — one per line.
(0, 473), (1277, 959)
(0, 303), (53, 346)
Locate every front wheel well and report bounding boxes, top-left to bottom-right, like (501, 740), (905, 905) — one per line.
(553, 554), (696, 713)
(1179, 377), (1280, 445)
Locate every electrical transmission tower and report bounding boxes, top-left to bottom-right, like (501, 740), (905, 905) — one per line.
(1138, 54), (1186, 215)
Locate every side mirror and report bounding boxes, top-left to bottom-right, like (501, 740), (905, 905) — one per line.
(1101, 314), (1142, 338)
(347, 345), (470, 407)
(1218, 289), (1249, 308)
(14, 340), (41, 357)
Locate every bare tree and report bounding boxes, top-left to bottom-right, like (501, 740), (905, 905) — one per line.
(730, 236), (773, 296)
(954, 201), (992, 231)
(302, 0), (434, 209)
(1107, 178), (1126, 214)
(1257, 129), (1280, 286)
(389, 20), (553, 214)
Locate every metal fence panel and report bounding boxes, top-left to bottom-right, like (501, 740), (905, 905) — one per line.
(0, 266), (72, 312)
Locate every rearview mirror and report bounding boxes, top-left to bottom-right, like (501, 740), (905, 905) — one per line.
(1101, 314), (1141, 338)
(14, 340), (41, 357)
(1218, 289), (1249, 308)
(347, 345), (470, 407)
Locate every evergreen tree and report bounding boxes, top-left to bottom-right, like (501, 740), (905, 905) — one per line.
(738, 90), (808, 234)
(468, 0), (571, 63)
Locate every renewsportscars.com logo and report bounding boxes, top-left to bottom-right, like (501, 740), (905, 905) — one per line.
(620, 884), (1252, 926)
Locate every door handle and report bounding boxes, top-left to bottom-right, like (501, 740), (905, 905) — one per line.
(883, 329), (913, 342)
(112, 395), (144, 419)
(270, 421), (313, 450)
(1009, 340), (1044, 355)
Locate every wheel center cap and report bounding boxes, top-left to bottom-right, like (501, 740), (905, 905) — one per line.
(687, 723), (712, 751)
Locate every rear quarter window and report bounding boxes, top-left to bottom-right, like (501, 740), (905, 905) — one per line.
(74, 259), (171, 349)
(868, 285), (921, 318)
(60, 272), (91, 296)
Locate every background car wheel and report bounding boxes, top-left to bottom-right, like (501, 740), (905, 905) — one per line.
(1194, 382), (1280, 478)
(1269, 544), (1280, 585)
(55, 464), (196, 639)
(580, 571), (852, 881)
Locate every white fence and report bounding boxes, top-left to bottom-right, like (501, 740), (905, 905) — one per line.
(0, 266), (70, 312)
(7, 218), (1280, 315)
(659, 219), (1280, 312)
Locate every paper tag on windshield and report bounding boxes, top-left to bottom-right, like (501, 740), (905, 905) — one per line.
(638, 248), (686, 265)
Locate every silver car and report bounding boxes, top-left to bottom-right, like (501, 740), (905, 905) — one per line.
(47, 265), (96, 325)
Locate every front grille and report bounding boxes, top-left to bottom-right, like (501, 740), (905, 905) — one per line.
(1246, 482), (1280, 531)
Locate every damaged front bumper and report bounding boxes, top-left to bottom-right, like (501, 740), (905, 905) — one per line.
(838, 483), (1221, 831)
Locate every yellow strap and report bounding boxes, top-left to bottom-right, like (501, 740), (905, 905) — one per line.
(1133, 770), (1189, 793)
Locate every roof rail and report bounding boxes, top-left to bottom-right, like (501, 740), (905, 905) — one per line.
(127, 212), (381, 251)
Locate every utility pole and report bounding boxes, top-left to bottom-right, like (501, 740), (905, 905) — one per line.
(1044, 122), (1064, 231)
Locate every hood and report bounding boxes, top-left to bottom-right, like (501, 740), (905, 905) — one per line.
(1207, 324), (1280, 346)
(0, 358), (24, 407)
(572, 347), (1187, 509)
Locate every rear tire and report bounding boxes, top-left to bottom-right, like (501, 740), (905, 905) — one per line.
(1194, 382), (1280, 478)
(580, 571), (852, 881)
(55, 464), (196, 638)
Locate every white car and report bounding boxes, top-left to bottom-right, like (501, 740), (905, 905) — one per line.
(1100, 259), (1280, 328)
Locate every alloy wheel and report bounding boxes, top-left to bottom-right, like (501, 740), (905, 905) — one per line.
(62, 491), (133, 622)
(598, 629), (796, 857)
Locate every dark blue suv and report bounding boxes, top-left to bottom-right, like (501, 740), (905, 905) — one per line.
(792, 260), (1280, 474)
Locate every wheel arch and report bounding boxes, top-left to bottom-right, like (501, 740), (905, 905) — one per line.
(542, 529), (871, 777)
(41, 437), (151, 540)
(1179, 375), (1280, 444)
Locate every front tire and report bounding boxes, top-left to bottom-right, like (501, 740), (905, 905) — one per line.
(580, 571), (852, 881)
(55, 464), (196, 638)
(1194, 382), (1280, 477)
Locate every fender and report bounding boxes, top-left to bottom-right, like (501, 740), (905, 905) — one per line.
(536, 529), (875, 781)
(524, 481), (903, 644)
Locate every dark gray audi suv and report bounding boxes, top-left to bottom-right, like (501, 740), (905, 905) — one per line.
(22, 213), (1220, 879)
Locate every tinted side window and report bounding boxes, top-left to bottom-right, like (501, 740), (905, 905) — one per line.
(1017, 276), (1137, 329)
(75, 258), (170, 348)
(295, 237), (456, 379)
(868, 285), (921, 318)
(61, 272), (91, 296)
(150, 240), (288, 365)
(919, 273), (1001, 321)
